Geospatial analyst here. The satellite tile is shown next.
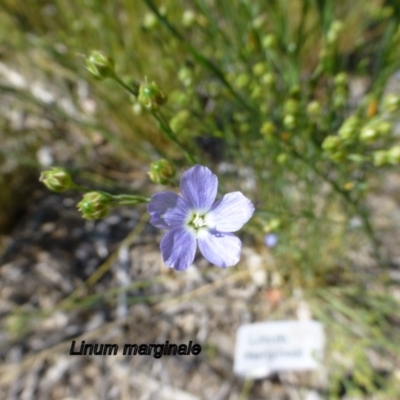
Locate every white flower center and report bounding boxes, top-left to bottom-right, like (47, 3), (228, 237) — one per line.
(186, 211), (212, 235)
(192, 213), (207, 229)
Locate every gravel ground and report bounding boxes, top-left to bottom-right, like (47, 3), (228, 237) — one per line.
(0, 170), (399, 400)
(0, 70), (399, 399)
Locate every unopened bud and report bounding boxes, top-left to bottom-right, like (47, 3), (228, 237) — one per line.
(376, 120), (392, 136)
(387, 146), (400, 165)
(252, 62), (267, 77)
(169, 90), (190, 106)
(334, 72), (348, 87)
(182, 10), (196, 27)
(307, 101), (322, 118)
(283, 114), (296, 130)
(260, 121), (275, 137)
(347, 154), (367, 163)
(178, 67), (193, 87)
(143, 13), (158, 30)
(264, 218), (281, 232)
(359, 126), (378, 143)
(235, 73), (250, 89)
(338, 115), (360, 140)
(85, 51), (115, 80)
(284, 99), (299, 115)
(39, 168), (73, 192)
(77, 192), (110, 220)
(138, 81), (167, 110)
(262, 34), (277, 49)
(322, 135), (341, 152)
(252, 15), (266, 29)
(277, 153), (288, 164)
(330, 150), (346, 162)
(148, 159), (175, 184)
(261, 72), (275, 86)
(333, 87), (348, 108)
(383, 94), (400, 113)
(327, 20), (343, 44)
(373, 150), (389, 167)
(169, 109), (190, 132)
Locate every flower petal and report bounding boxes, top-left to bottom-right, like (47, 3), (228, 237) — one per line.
(162, 196), (191, 228)
(197, 230), (241, 268)
(207, 192), (254, 232)
(160, 228), (197, 271)
(148, 191), (183, 229)
(149, 213), (169, 229)
(148, 191), (180, 215)
(180, 165), (218, 211)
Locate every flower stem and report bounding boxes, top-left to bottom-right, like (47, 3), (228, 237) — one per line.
(141, 0), (254, 113)
(112, 76), (196, 165)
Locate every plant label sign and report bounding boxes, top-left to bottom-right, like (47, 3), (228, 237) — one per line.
(234, 320), (325, 378)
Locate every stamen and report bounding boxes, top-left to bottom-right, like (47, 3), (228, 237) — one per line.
(192, 213), (207, 229)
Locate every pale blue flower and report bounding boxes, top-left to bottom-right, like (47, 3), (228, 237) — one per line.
(264, 233), (278, 248)
(148, 165), (254, 271)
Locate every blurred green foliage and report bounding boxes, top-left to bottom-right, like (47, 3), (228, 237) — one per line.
(1, 0), (400, 396)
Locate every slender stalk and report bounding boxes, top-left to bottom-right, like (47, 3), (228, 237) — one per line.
(286, 145), (383, 265)
(113, 76), (197, 164)
(141, 0), (254, 113)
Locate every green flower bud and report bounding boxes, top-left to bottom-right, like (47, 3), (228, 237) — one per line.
(330, 150), (346, 162)
(307, 100), (322, 118)
(338, 126), (355, 141)
(148, 159), (175, 184)
(387, 146), (400, 165)
(138, 81), (167, 110)
(333, 87), (348, 108)
(383, 94), (400, 113)
(347, 154), (367, 163)
(132, 103), (143, 115)
(235, 73), (250, 89)
(359, 126), (378, 143)
(39, 168), (74, 192)
(284, 99), (299, 115)
(376, 120), (392, 136)
(264, 218), (281, 232)
(283, 114), (296, 130)
(77, 192), (110, 220)
(334, 72), (348, 87)
(322, 135), (341, 152)
(178, 67), (193, 87)
(262, 34), (277, 49)
(277, 153), (288, 164)
(169, 90), (190, 106)
(143, 13), (158, 30)
(327, 20), (343, 44)
(252, 15), (266, 29)
(260, 121), (275, 137)
(343, 115), (360, 128)
(250, 85), (263, 99)
(85, 50), (115, 80)
(338, 115), (360, 140)
(169, 109), (190, 133)
(373, 150), (389, 167)
(261, 72), (275, 87)
(252, 62), (267, 77)
(182, 10), (196, 27)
